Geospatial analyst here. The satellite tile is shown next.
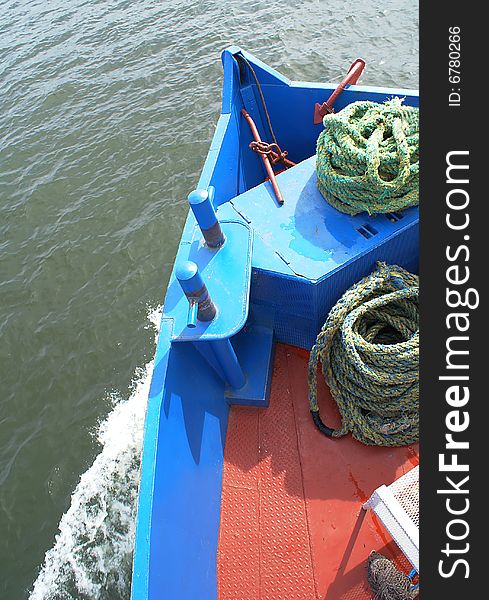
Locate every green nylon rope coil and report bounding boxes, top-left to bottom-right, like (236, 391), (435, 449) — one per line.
(316, 98), (419, 215)
(308, 263), (419, 447)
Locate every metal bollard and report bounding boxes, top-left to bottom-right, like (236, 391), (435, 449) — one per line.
(210, 339), (246, 390)
(176, 261), (217, 328)
(187, 187), (225, 248)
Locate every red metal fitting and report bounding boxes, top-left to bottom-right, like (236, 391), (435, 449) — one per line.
(241, 109), (285, 205)
(313, 58), (366, 125)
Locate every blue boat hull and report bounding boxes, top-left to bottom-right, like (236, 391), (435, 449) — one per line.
(131, 47), (419, 600)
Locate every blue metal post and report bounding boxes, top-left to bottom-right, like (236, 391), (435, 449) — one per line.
(187, 187), (225, 248)
(210, 339), (246, 390)
(176, 261), (246, 390)
(176, 261), (216, 327)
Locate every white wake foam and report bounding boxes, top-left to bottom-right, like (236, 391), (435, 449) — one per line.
(30, 306), (162, 600)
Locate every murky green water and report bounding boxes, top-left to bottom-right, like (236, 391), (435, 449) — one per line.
(0, 1), (418, 598)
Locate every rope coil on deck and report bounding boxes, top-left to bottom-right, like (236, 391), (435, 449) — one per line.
(316, 99), (419, 215)
(367, 552), (418, 599)
(308, 263), (419, 447)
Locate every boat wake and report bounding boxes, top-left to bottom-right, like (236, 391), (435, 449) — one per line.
(30, 307), (162, 600)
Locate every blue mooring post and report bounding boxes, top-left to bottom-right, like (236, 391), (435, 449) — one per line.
(209, 339), (246, 390)
(187, 186), (225, 248)
(175, 260), (246, 390)
(176, 261), (216, 328)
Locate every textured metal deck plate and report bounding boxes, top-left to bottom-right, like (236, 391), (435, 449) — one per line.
(218, 344), (419, 599)
(166, 220), (253, 341)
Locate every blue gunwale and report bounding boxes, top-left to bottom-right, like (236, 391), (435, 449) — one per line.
(132, 47), (419, 600)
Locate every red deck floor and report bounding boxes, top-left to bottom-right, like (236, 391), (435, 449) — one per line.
(217, 343), (419, 600)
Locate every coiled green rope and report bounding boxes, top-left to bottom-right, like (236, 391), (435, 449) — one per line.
(316, 99), (419, 215)
(308, 263), (419, 446)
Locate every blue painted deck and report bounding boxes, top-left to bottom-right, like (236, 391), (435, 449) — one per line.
(230, 156), (418, 282)
(131, 47), (419, 600)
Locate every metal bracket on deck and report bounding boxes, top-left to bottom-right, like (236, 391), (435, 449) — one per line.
(169, 217), (252, 342)
(163, 188), (273, 407)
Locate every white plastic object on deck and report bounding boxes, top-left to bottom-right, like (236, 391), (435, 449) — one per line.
(363, 465), (419, 572)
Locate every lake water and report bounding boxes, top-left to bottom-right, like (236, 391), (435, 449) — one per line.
(0, 1), (418, 598)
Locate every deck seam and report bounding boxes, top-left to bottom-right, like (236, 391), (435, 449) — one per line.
(285, 347), (320, 600)
(257, 407), (262, 600)
(222, 482), (257, 491)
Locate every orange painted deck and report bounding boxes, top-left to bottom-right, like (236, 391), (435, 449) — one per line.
(217, 343), (419, 600)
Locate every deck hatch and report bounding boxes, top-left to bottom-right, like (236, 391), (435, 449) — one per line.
(230, 155), (418, 281)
